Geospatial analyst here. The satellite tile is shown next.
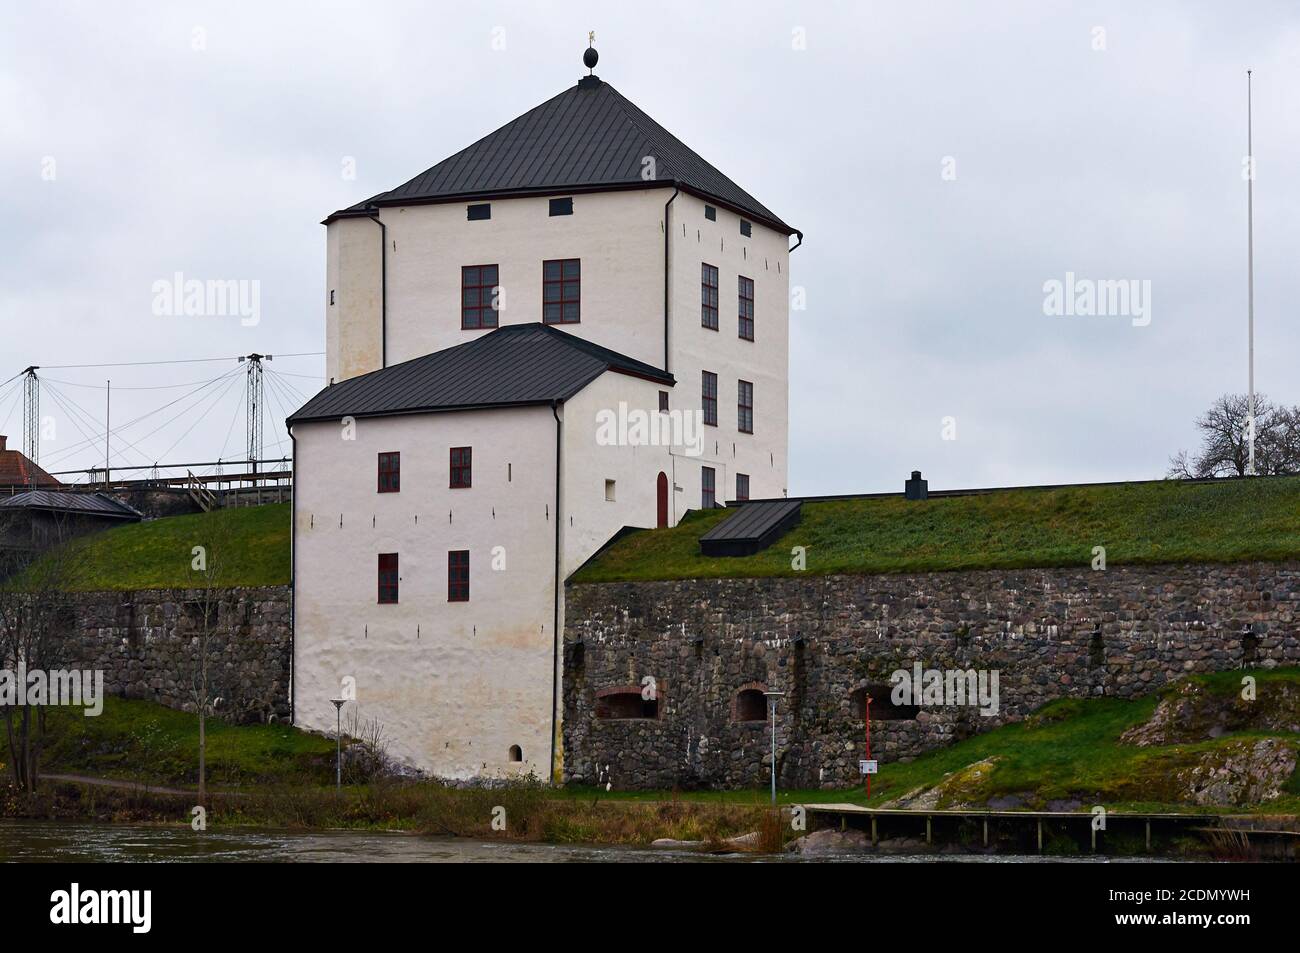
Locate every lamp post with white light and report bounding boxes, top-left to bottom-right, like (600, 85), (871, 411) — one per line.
(330, 698), (346, 790)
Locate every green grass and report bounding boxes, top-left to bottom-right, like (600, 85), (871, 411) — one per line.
(8, 503), (290, 591)
(573, 477), (1300, 583)
(37, 695), (335, 787)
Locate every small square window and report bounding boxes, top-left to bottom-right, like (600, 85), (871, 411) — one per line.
(467, 203), (491, 221)
(702, 371), (717, 427)
(448, 550), (469, 602)
(740, 219), (752, 237)
(377, 452), (400, 493)
(549, 197), (573, 216)
(604, 479), (616, 502)
(543, 258), (581, 324)
(658, 390), (669, 412)
(704, 205), (717, 221)
(701, 263), (719, 330)
(450, 447), (472, 488)
(378, 553), (399, 604)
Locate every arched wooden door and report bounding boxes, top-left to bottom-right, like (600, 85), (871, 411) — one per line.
(656, 472), (669, 528)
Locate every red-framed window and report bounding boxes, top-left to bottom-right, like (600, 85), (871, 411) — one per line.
(736, 473), (750, 502)
(543, 259), (581, 324)
(738, 276), (755, 341)
(701, 263), (719, 330)
(702, 371), (717, 427)
(738, 380), (754, 434)
(701, 466), (716, 509)
(377, 452), (400, 493)
(448, 550), (470, 602)
(461, 264), (500, 330)
(378, 553), (399, 604)
(450, 447), (472, 488)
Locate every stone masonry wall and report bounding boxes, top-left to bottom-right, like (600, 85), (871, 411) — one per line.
(62, 585), (291, 722)
(562, 563), (1300, 790)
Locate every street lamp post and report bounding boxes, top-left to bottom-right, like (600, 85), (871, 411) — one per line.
(763, 691), (785, 807)
(330, 698), (346, 790)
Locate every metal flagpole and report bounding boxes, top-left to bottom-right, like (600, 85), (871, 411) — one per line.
(1246, 69), (1256, 476)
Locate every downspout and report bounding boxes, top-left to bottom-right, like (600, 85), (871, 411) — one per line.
(288, 425), (297, 725)
(549, 400), (563, 783)
(663, 186), (679, 373)
(366, 210), (388, 368)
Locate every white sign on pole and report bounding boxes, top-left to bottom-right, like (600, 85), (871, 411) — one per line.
(859, 759), (878, 775)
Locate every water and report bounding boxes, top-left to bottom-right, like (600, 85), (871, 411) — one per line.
(0, 821), (1146, 862)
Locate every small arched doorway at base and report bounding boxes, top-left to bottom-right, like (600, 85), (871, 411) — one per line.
(656, 471), (669, 528)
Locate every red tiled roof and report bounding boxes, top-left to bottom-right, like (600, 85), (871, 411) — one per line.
(0, 436), (61, 489)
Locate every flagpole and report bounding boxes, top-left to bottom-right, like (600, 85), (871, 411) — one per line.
(1247, 69), (1256, 476)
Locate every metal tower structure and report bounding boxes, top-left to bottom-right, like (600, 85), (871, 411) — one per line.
(21, 366), (39, 465)
(239, 353), (270, 485)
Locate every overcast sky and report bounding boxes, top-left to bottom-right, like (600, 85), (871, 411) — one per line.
(2, 1), (1297, 494)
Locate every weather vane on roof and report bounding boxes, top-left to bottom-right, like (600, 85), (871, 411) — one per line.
(588, 30), (595, 46)
(584, 32), (598, 73)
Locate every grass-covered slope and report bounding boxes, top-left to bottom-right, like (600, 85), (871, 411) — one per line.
(573, 477), (1300, 583)
(39, 695), (334, 787)
(10, 502), (289, 591)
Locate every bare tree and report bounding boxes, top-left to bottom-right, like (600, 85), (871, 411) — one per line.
(187, 513), (232, 806)
(0, 515), (79, 794)
(1168, 393), (1300, 478)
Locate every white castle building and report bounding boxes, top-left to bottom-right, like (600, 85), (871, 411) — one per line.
(288, 46), (800, 779)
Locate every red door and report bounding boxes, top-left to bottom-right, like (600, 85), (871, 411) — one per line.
(656, 472), (669, 528)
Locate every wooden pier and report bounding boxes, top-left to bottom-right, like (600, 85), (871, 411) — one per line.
(800, 803), (1299, 858)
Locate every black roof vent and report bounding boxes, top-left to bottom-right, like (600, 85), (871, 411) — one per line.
(905, 470), (929, 500)
(583, 42), (599, 72)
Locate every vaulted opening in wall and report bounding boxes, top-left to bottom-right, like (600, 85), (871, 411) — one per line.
(851, 685), (919, 720)
(733, 688), (766, 723)
(596, 689), (658, 720)
(508, 745), (522, 762)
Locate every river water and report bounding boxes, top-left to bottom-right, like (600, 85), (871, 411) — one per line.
(0, 821), (1144, 862)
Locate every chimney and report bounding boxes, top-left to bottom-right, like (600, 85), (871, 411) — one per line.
(904, 470), (928, 500)
(0, 435), (7, 451)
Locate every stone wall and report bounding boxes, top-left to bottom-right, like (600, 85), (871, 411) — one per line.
(562, 563), (1300, 790)
(61, 585), (291, 722)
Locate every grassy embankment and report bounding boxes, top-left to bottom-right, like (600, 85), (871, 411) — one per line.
(6, 502), (289, 591)
(573, 476), (1300, 583)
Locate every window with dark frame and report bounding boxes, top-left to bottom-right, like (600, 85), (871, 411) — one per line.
(701, 466), (716, 509)
(450, 447), (472, 488)
(701, 371), (717, 426)
(461, 265), (500, 330)
(736, 473), (750, 502)
(738, 276), (755, 341)
(377, 452), (400, 493)
(549, 197), (573, 216)
(467, 203), (491, 221)
(704, 205), (717, 221)
(740, 219), (752, 237)
(738, 380), (754, 434)
(701, 263), (719, 330)
(448, 550), (470, 602)
(378, 553), (399, 604)
(658, 390), (669, 412)
(543, 258), (581, 324)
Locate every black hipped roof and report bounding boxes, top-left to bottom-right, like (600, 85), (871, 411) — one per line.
(288, 323), (674, 425)
(326, 76), (795, 235)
